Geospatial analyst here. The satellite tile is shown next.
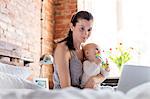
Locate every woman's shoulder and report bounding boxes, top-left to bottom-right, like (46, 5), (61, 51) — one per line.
(55, 42), (68, 50)
(54, 42), (71, 64)
(54, 42), (70, 56)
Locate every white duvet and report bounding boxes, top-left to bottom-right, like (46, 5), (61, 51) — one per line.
(0, 62), (150, 99)
(0, 82), (150, 99)
(0, 88), (125, 99)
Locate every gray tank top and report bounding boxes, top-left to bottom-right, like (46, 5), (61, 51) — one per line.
(53, 50), (83, 89)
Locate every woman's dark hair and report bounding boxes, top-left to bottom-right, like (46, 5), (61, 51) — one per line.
(58, 11), (93, 50)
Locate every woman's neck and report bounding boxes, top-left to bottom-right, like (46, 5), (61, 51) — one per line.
(73, 41), (81, 50)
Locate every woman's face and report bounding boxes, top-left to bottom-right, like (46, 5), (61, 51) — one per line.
(71, 19), (93, 44)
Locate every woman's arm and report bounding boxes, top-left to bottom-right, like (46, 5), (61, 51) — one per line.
(84, 73), (105, 88)
(54, 43), (71, 88)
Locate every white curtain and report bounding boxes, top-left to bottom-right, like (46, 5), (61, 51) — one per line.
(121, 0), (150, 65)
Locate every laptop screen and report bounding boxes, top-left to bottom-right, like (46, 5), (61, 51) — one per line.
(117, 65), (150, 93)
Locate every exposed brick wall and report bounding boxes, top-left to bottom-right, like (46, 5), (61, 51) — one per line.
(54, 0), (77, 40)
(0, 0), (41, 73)
(41, 0), (55, 89)
(0, 0), (77, 89)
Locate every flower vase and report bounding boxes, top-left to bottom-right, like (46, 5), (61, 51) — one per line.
(117, 64), (123, 75)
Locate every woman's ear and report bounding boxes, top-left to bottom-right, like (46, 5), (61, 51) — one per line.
(70, 23), (74, 31)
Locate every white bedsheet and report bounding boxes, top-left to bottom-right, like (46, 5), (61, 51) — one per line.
(0, 88), (126, 99)
(0, 63), (30, 79)
(0, 82), (150, 99)
(127, 82), (150, 99)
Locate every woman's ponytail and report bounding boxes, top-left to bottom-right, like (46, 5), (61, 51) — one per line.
(66, 29), (75, 50)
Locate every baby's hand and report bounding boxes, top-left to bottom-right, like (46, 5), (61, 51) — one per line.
(105, 66), (110, 72)
(102, 59), (110, 72)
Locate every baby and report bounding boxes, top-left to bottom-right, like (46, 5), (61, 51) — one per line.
(81, 43), (110, 88)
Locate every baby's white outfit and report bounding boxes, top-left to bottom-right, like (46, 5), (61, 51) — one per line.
(81, 60), (109, 87)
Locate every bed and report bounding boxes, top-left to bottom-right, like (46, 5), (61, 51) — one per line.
(0, 82), (150, 99)
(0, 62), (150, 99)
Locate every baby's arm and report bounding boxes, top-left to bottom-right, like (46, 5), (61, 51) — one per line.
(81, 61), (101, 88)
(81, 61), (93, 88)
(100, 67), (110, 77)
(83, 61), (100, 75)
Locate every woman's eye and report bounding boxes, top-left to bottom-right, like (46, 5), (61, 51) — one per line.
(80, 27), (84, 32)
(88, 28), (92, 32)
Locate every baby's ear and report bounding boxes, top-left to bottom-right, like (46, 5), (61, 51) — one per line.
(84, 50), (89, 57)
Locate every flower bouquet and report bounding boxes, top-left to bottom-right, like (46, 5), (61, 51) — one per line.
(108, 43), (134, 72)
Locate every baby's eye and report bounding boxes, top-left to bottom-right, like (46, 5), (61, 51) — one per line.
(96, 48), (99, 51)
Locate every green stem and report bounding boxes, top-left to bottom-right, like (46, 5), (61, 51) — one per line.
(118, 64), (123, 75)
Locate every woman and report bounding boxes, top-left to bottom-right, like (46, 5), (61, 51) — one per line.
(53, 11), (105, 89)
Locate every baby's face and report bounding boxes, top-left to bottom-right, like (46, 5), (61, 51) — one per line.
(84, 44), (102, 64)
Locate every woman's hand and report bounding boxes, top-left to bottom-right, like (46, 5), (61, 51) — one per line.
(84, 74), (105, 88)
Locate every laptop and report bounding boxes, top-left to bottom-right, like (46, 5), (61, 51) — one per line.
(117, 64), (150, 93)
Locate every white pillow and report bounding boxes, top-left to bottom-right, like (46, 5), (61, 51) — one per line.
(0, 62), (30, 79)
(0, 72), (42, 89)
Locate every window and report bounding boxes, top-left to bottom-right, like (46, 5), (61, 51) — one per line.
(78, 0), (150, 77)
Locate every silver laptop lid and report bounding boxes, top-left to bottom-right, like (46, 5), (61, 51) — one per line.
(117, 65), (150, 93)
